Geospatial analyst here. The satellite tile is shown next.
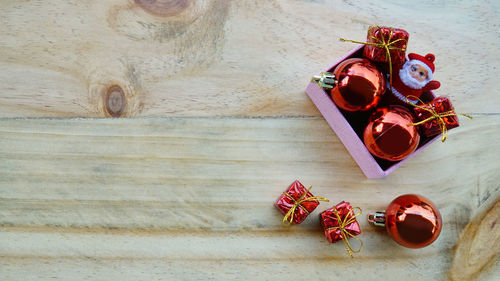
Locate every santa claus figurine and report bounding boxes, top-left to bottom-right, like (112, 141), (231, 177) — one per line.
(390, 53), (441, 104)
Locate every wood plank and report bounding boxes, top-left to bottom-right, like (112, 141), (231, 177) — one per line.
(1, 0), (499, 279)
(0, 117), (498, 280)
(1, 0), (499, 117)
(450, 200), (500, 281)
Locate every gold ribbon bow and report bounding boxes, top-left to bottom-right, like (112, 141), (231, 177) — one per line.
(282, 186), (329, 226)
(326, 207), (363, 258)
(406, 95), (473, 142)
(340, 25), (407, 86)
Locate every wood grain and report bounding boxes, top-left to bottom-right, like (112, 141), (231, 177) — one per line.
(450, 199), (500, 281)
(1, 0), (499, 117)
(1, 0), (499, 280)
(0, 117), (499, 280)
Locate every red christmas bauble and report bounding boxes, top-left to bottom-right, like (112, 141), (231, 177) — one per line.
(363, 105), (420, 161)
(385, 194), (442, 248)
(331, 58), (386, 111)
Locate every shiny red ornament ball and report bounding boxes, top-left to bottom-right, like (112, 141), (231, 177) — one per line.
(363, 105), (420, 161)
(330, 58), (386, 111)
(385, 194), (442, 248)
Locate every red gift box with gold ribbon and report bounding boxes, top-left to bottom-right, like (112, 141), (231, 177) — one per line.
(275, 180), (327, 225)
(319, 201), (362, 257)
(413, 97), (459, 138)
(363, 25), (409, 66)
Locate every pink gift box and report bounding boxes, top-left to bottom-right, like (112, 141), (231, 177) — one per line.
(306, 45), (439, 178)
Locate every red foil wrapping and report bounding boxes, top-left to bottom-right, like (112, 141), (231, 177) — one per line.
(319, 201), (361, 243)
(275, 180), (320, 225)
(363, 26), (409, 66)
(413, 97), (460, 137)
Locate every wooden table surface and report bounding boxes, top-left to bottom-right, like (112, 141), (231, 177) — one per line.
(1, 1), (499, 280)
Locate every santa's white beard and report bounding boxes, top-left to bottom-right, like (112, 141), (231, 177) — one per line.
(399, 61), (431, 90)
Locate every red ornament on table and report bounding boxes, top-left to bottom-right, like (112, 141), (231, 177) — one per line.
(275, 180), (328, 226)
(319, 201), (362, 257)
(363, 105), (420, 161)
(391, 53), (441, 104)
(311, 58), (386, 112)
(368, 194), (442, 248)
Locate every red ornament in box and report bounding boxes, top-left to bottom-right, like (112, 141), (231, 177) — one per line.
(319, 201), (362, 257)
(363, 26), (409, 66)
(328, 58), (386, 112)
(275, 180), (328, 225)
(413, 97), (459, 138)
(363, 105), (420, 161)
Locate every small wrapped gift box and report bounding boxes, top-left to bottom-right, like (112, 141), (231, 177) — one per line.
(363, 25), (409, 66)
(274, 180), (327, 225)
(319, 201), (362, 257)
(320, 201), (361, 243)
(413, 97), (459, 138)
(306, 45), (440, 178)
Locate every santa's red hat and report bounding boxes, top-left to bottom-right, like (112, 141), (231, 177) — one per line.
(408, 53), (436, 79)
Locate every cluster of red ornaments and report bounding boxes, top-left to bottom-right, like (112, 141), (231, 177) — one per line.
(275, 180), (442, 256)
(315, 26), (464, 162)
(274, 26), (470, 257)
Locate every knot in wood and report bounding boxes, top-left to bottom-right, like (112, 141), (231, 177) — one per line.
(104, 85), (126, 117)
(135, 0), (191, 17)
